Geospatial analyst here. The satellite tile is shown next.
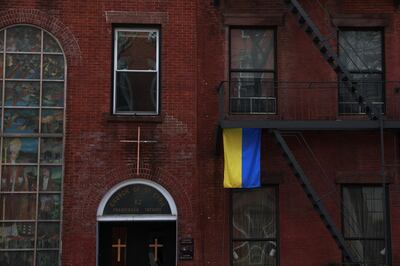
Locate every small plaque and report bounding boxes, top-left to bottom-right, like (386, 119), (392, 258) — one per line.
(179, 238), (194, 260)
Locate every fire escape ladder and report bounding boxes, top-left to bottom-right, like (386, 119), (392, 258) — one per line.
(282, 0), (380, 120)
(272, 130), (359, 264)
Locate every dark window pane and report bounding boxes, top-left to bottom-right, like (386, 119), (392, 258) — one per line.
(40, 138), (63, 164)
(339, 74), (383, 104)
(233, 241), (277, 266)
(116, 72), (157, 113)
(343, 186), (384, 238)
(41, 109), (63, 134)
(338, 30), (384, 114)
(36, 251), (59, 266)
(0, 53), (3, 79)
(4, 109), (39, 134)
(43, 32), (62, 53)
(0, 251), (34, 266)
(37, 222), (60, 248)
(0, 30), (4, 51)
(343, 186), (386, 264)
(1, 166), (37, 191)
(363, 240), (386, 264)
(230, 72), (275, 114)
(39, 166), (62, 192)
(43, 55), (64, 80)
(231, 29), (274, 70)
(42, 82), (64, 107)
(340, 31), (382, 72)
(117, 30), (157, 70)
(230, 73), (274, 97)
(347, 240), (385, 265)
(38, 194), (61, 220)
(6, 26), (41, 52)
(2, 138), (38, 164)
(0, 222), (35, 248)
(4, 81), (40, 107)
(362, 187), (384, 238)
(0, 194), (36, 220)
(6, 54), (40, 79)
(343, 186), (363, 238)
(232, 188), (276, 239)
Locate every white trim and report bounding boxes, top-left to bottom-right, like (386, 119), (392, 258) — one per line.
(97, 178), (178, 219)
(98, 215), (177, 222)
(115, 69), (158, 72)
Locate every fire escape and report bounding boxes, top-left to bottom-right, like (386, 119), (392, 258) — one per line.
(217, 0), (400, 265)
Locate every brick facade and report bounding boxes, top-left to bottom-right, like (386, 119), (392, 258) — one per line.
(2, 0), (400, 265)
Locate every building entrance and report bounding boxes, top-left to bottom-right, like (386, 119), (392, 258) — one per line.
(97, 179), (178, 266)
(98, 221), (176, 266)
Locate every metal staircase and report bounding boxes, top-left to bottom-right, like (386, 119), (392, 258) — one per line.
(274, 0), (385, 264)
(282, 0), (380, 120)
(272, 130), (359, 263)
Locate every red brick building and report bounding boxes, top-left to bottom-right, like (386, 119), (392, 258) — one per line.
(0, 0), (399, 265)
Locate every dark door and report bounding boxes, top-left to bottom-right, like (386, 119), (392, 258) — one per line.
(98, 221), (176, 266)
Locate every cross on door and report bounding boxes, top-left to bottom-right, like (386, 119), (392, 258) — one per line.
(112, 238), (127, 262)
(149, 238), (164, 262)
(120, 126), (157, 174)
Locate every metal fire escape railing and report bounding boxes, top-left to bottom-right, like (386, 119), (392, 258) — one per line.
(215, 0), (392, 264)
(282, 0), (381, 121)
(272, 130), (359, 263)
(277, 0), (385, 264)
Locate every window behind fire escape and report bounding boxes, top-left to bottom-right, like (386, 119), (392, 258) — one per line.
(229, 28), (275, 114)
(338, 29), (384, 115)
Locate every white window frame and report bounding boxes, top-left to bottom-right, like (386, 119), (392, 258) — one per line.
(113, 28), (160, 115)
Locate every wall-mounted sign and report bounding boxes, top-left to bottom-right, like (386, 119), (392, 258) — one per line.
(104, 184), (171, 215)
(179, 238), (194, 260)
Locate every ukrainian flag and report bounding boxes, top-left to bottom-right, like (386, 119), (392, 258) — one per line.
(223, 128), (261, 188)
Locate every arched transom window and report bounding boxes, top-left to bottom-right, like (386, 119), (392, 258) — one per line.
(0, 25), (65, 266)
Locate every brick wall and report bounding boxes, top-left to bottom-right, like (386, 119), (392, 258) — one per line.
(2, 0), (400, 265)
(198, 0), (400, 266)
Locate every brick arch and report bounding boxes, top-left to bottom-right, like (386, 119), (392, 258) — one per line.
(80, 161), (193, 230)
(0, 9), (81, 66)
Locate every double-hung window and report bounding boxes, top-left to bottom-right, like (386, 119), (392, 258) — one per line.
(231, 187), (278, 266)
(338, 29), (384, 114)
(113, 28), (159, 115)
(342, 185), (388, 265)
(229, 28), (275, 114)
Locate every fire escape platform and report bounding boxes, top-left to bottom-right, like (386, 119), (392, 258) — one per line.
(220, 119), (400, 130)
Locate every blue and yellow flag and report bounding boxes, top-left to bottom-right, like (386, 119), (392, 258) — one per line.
(223, 128), (261, 188)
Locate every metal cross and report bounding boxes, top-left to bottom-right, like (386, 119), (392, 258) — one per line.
(120, 126), (157, 174)
(149, 238), (164, 262)
(112, 238), (127, 262)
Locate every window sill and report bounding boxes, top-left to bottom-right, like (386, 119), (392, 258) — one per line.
(106, 113), (163, 123)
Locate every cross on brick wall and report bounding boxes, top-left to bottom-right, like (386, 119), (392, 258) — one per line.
(120, 126), (157, 174)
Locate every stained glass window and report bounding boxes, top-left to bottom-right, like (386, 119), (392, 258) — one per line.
(0, 25), (65, 266)
(231, 187), (278, 266)
(113, 28), (159, 115)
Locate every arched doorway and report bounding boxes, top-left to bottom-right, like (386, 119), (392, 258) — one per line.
(97, 179), (177, 266)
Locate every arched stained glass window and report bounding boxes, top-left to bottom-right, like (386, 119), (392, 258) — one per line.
(0, 25), (65, 266)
